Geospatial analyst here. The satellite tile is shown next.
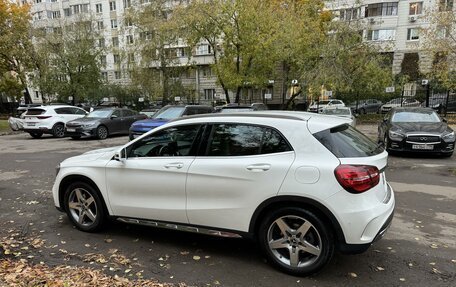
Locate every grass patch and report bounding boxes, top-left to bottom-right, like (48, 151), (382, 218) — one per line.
(0, 120), (9, 133)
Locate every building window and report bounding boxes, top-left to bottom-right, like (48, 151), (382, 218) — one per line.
(128, 53), (135, 62)
(97, 21), (104, 30)
(203, 89), (215, 100)
(367, 29), (396, 41)
(201, 66), (212, 77)
(140, 31), (153, 40)
(407, 28), (420, 40)
(111, 19), (118, 29)
(101, 72), (108, 81)
(125, 18), (133, 27)
(123, 0), (131, 8)
(112, 37), (119, 47)
(365, 2), (398, 17)
(35, 91), (39, 99)
(72, 5), (80, 14)
(98, 38), (105, 48)
(63, 8), (71, 17)
(96, 3), (103, 13)
(81, 4), (89, 13)
(51, 11), (61, 19)
(109, 1), (116, 11)
(115, 71), (122, 79)
(339, 8), (360, 21)
(196, 44), (212, 55)
(176, 47), (188, 57)
(439, 0), (454, 11)
(113, 54), (120, 64)
(409, 2), (423, 15)
(126, 35), (134, 44)
(100, 55), (107, 66)
(140, 0), (151, 4)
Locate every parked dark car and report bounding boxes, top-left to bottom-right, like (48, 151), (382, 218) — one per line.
(378, 107), (454, 157)
(66, 108), (146, 140)
(425, 95), (456, 114)
(348, 99), (382, 114)
(129, 105), (213, 140)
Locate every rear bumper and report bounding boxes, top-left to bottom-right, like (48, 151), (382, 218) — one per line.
(388, 138), (454, 154)
(24, 128), (52, 134)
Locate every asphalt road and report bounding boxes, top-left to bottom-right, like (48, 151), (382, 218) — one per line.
(0, 128), (455, 287)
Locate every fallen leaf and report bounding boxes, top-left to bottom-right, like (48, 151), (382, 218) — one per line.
(104, 239), (113, 243)
(180, 251), (189, 255)
(376, 266), (385, 271)
(399, 278), (406, 282)
(348, 272), (357, 278)
(193, 256), (201, 261)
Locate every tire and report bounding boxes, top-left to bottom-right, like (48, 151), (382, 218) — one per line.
(63, 181), (106, 232)
(258, 207), (334, 276)
(96, 125), (108, 140)
(360, 108), (366, 115)
(29, 132), (43, 139)
(52, 123), (65, 138)
(71, 136), (81, 140)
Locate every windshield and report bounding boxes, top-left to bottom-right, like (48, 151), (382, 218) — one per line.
(392, 111), (441, 123)
(317, 100), (330, 105)
(321, 108), (351, 116)
(387, 98), (401, 104)
(220, 108), (253, 113)
(152, 106), (185, 120)
(87, 110), (112, 118)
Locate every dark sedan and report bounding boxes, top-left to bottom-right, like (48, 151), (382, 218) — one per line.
(348, 99), (382, 114)
(378, 107), (454, 157)
(66, 108), (146, 140)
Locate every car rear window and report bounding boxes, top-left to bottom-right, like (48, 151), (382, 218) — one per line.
(26, 108), (46, 115)
(313, 124), (383, 158)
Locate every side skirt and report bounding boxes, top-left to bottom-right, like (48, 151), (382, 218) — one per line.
(116, 217), (243, 239)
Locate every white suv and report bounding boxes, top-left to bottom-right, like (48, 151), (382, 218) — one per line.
(23, 105), (88, 138)
(308, 99), (345, 113)
(52, 111), (394, 275)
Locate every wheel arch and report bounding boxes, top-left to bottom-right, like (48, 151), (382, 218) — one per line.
(58, 174), (109, 215)
(249, 196), (346, 246)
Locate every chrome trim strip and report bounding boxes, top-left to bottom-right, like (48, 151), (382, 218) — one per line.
(117, 217), (243, 238)
(406, 133), (441, 137)
(405, 141), (441, 144)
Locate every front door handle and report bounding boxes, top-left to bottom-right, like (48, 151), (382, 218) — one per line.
(164, 162), (184, 169)
(246, 164), (271, 172)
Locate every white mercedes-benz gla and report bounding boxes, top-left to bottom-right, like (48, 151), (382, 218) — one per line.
(52, 111), (394, 275)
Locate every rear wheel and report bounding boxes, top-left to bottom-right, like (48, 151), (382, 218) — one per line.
(258, 207), (334, 276)
(29, 132), (43, 139)
(52, 123), (65, 138)
(63, 181), (106, 232)
(96, 126), (108, 140)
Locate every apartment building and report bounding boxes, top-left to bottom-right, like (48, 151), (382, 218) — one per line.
(325, 0), (454, 76)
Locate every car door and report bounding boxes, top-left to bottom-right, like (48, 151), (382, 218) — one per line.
(108, 109), (123, 134)
(54, 107), (79, 123)
(120, 109), (136, 133)
(186, 123), (295, 232)
(105, 124), (203, 223)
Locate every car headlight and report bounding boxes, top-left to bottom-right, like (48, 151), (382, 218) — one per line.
(82, 123), (95, 128)
(389, 130), (405, 141)
(442, 131), (455, 143)
(55, 163), (60, 177)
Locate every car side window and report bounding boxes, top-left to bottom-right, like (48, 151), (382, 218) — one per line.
(183, 108), (198, 116)
(127, 124), (201, 158)
(55, 108), (73, 114)
(207, 124), (292, 156)
(73, 108), (87, 115)
(112, 110), (121, 117)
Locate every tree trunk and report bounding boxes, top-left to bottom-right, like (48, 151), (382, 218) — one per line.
(284, 90), (302, 110)
(235, 86), (242, 104)
(23, 88), (32, 104)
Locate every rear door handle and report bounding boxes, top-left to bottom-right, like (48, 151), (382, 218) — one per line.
(246, 164), (271, 171)
(164, 162), (184, 169)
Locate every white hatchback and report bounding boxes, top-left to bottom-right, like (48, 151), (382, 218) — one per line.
(23, 105), (88, 138)
(52, 111), (394, 275)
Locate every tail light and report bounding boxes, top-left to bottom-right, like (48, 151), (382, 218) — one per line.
(36, 116), (52, 119)
(334, 165), (380, 194)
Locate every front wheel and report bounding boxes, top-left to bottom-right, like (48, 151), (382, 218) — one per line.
(96, 126), (108, 140)
(258, 207), (334, 276)
(52, 123), (65, 138)
(63, 181), (106, 232)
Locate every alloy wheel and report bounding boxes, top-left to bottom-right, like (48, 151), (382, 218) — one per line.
(67, 187), (98, 227)
(267, 215), (322, 268)
(53, 124), (65, 138)
(97, 126), (108, 139)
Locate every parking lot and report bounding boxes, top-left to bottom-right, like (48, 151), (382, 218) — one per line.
(0, 128), (455, 287)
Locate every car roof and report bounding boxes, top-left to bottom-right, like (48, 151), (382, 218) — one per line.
(30, 105), (73, 110)
(169, 110), (350, 133)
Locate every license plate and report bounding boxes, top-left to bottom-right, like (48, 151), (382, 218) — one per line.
(27, 123), (36, 126)
(412, 144), (434, 150)
(66, 128), (76, 132)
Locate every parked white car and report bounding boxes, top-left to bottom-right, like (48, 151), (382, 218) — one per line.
(308, 99), (345, 113)
(52, 111), (394, 275)
(380, 98), (421, 114)
(23, 105), (88, 138)
(320, 106), (356, 127)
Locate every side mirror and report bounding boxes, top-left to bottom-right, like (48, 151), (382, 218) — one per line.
(114, 148), (127, 162)
(111, 115), (118, 119)
(442, 118), (447, 123)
